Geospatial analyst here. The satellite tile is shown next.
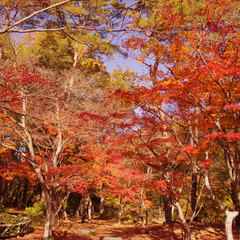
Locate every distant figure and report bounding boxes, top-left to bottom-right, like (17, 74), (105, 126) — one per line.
(81, 205), (87, 223)
(70, 212), (76, 222)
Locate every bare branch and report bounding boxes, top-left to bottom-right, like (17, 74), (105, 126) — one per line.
(0, 0), (74, 34)
(5, 27), (67, 33)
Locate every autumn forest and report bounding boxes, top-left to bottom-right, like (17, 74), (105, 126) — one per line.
(0, 1), (239, 240)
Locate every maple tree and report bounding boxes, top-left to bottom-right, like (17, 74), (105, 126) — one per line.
(75, 111), (145, 223)
(0, 64), (135, 239)
(112, 109), (203, 237)
(0, 66), (105, 239)
(114, 0), (240, 239)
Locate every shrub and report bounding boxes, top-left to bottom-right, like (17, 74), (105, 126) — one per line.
(25, 201), (46, 225)
(0, 212), (21, 225)
(89, 231), (98, 236)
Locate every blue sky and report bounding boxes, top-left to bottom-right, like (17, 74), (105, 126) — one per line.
(103, 0), (148, 75)
(104, 52), (147, 74)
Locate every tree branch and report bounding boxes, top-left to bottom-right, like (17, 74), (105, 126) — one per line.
(5, 27), (67, 33)
(0, 0), (74, 34)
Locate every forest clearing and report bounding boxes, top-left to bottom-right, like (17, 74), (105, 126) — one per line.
(0, 0), (240, 240)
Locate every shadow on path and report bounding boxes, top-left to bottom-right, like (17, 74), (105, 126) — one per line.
(53, 230), (93, 240)
(97, 224), (181, 240)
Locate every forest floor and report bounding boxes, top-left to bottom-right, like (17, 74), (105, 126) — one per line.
(12, 218), (239, 240)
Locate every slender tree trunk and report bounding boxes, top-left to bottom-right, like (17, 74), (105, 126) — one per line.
(0, 177), (3, 203)
(76, 197), (82, 217)
(0, 178), (8, 207)
(140, 183), (146, 227)
(191, 171), (199, 222)
(43, 198), (56, 240)
(0, 45), (3, 60)
(87, 195), (92, 223)
(8, 182), (17, 207)
(139, 166), (151, 226)
(65, 42), (79, 101)
(145, 209), (149, 225)
(225, 210), (238, 240)
(118, 197), (124, 224)
(100, 196), (105, 218)
(20, 179), (29, 209)
(231, 181), (240, 227)
(62, 194), (70, 220)
(189, 117), (199, 222)
(158, 206), (163, 220)
(27, 183), (39, 206)
(163, 195), (172, 224)
(14, 181), (22, 208)
(175, 201), (191, 240)
(204, 168), (237, 240)
(139, 205), (145, 227)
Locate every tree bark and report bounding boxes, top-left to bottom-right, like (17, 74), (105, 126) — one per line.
(43, 198), (56, 240)
(20, 179), (29, 209)
(225, 210), (238, 240)
(13, 181), (22, 208)
(145, 209), (149, 225)
(163, 195), (172, 224)
(118, 197), (124, 224)
(204, 169), (238, 240)
(0, 178), (8, 207)
(231, 181), (240, 227)
(191, 171), (199, 222)
(87, 195), (92, 223)
(139, 205), (145, 227)
(100, 196), (105, 218)
(175, 201), (191, 240)
(189, 117), (199, 222)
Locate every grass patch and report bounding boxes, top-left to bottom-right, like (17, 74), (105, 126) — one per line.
(89, 231), (98, 236)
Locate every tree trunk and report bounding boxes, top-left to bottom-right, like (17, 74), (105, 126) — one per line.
(118, 197), (124, 224)
(0, 177), (3, 204)
(62, 194), (70, 220)
(139, 205), (145, 227)
(14, 181), (22, 208)
(1, 179), (8, 207)
(0, 45), (3, 60)
(231, 181), (240, 227)
(163, 195), (172, 224)
(175, 201), (191, 240)
(20, 179), (29, 209)
(189, 114), (199, 223)
(225, 210), (238, 240)
(118, 209), (123, 224)
(43, 199), (56, 240)
(40, 189), (46, 202)
(27, 183), (39, 206)
(8, 182), (17, 207)
(100, 196), (105, 218)
(145, 209), (149, 225)
(191, 171), (199, 221)
(76, 197), (83, 217)
(204, 169), (238, 240)
(87, 195), (92, 223)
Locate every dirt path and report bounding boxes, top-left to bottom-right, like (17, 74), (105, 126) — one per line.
(12, 219), (237, 240)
